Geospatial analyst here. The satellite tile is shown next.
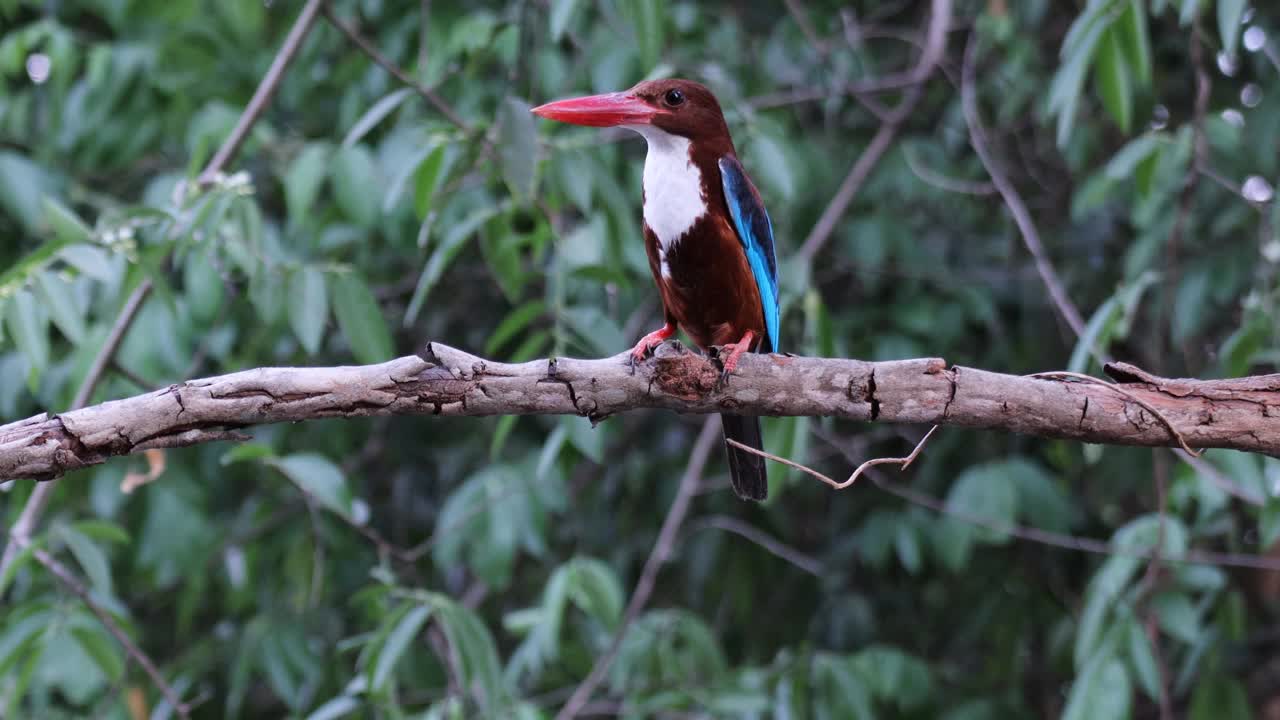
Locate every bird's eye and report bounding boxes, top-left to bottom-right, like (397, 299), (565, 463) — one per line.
(664, 89), (686, 107)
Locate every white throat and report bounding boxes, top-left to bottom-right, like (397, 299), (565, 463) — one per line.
(625, 125), (707, 278)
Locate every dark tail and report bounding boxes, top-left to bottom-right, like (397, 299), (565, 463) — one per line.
(721, 414), (767, 501)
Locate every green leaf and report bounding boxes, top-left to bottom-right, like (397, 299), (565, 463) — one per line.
(944, 461), (1020, 544)
(1009, 461), (1076, 533)
(1125, 616), (1161, 701)
(850, 645), (933, 709)
(5, 288), (49, 381)
(1152, 592), (1200, 644)
(621, 0), (665, 71)
(331, 144), (382, 227)
(0, 610), (50, 674)
(430, 596), (506, 711)
(0, 151), (57, 232)
(1173, 267), (1212, 342)
(59, 244), (116, 282)
(1262, 499), (1280, 548)
(405, 203), (505, 325)
(1217, 0), (1246, 59)
(1063, 655), (1132, 720)
(413, 143), (448, 220)
(565, 557), (624, 628)
(270, 453), (356, 520)
(1117, 0), (1152, 88)
(304, 696), (361, 720)
(33, 270), (85, 344)
(42, 197), (91, 244)
(329, 271), (394, 364)
(371, 603), (431, 690)
(497, 97), (537, 201)
(1179, 0), (1200, 25)
(894, 522), (922, 574)
(1049, 10), (1109, 146)
(70, 627), (123, 681)
(343, 88), (413, 148)
(747, 132), (795, 201)
(285, 143), (330, 225)
(1190, 674), (1252, 720)
(288, 266), (329, 355)
(220, 442), (277, 465)
(1076, 553), (1141, 667)
(70, 520), (130, 546)
(814, 655), (875, 719)
(485, 300), (546, 355)
(57, 524), (113, 596)
(183, 248), (225, 324)
(1094, 28), (1133, 133)
(1105, 133), (1165, 180)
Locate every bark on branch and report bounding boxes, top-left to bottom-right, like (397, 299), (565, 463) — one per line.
(3, 341), (1279, 482)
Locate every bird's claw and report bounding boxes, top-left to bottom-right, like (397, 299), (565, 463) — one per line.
(628, 323), (676, 373)
(714, 331), (755, 391)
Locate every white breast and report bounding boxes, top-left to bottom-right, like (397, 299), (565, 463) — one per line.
(624, 126), (707, 278)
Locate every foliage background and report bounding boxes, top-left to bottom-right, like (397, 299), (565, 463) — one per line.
(2, 0), (1280, 717)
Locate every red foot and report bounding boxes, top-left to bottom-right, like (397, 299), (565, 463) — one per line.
(631, 322), (676, 361)
(719, 330), (756, 376)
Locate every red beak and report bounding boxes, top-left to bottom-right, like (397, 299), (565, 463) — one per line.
(530, 92), (660, 127)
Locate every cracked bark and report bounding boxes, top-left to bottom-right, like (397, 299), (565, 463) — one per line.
(3, 342), (1280, 482)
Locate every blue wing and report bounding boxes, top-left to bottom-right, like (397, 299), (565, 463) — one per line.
(718, 156), (780, 352)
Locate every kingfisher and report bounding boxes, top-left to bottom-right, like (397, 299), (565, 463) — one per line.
(532, 79), (780, 501)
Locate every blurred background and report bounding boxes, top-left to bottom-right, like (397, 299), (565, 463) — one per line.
(3, 0), (1280, 717)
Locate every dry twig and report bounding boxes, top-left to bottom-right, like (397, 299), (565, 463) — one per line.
(322, 4), (471, 131)
(1028, 371), (1201, 456)
(727, 425), (938, 490)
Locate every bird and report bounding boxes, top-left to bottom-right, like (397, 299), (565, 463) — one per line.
(532, 79), (780, 501)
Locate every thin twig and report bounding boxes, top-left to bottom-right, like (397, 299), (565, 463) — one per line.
(801, 431), (1280, 573)
(109, 360), (153, 392)
(684, 515), (823, 577)
(556, 417), (720, 720)
(2, 7), (328, 713)
(795, 0), (951, 263)
(1164, 20), (1211, 366)
(199, 0), (325, 184)
(13, 535), (191, 718)
(322, 4), (472, 131)
(1176, 449), (1263, 506)
(867, 468), (1280, 572)
(1141, 450), (1174, 720)
(73, 282), (154, 409)
(0, 280), (153, 580)
(418, 0), (432, 73)
(960, 33), (1095, 354)
(3, 0), (323, 581)
(1028, 371), (1201, 456)
(728, 425), (937, 490)
(903, 145), (997, 196)
(783, 0), (827, 54)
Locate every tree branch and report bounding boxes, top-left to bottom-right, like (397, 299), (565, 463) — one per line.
(3, 341), (1280, 482)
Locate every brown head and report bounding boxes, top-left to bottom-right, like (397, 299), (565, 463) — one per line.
(532, 78), (733, 151)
